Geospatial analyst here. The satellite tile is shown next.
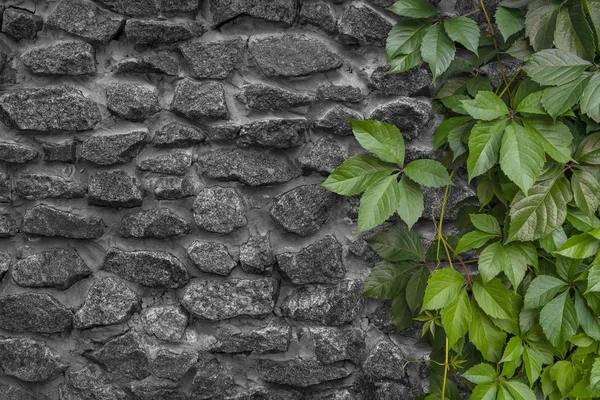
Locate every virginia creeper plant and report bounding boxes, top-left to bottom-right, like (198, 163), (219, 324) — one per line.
(321, 0), (600, 398)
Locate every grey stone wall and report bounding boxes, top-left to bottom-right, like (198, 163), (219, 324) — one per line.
(0, 0), (477, 398)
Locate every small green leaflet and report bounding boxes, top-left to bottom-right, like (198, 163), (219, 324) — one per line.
(524, 275), (568, 309)
(351, 119), (405, 166)
(515, 91), (545, 115)
(503, 381), (537, 400)
(466, 77), (494, 97)
(470, 214), (501, 235)
(541, 75), (590, 119)
(574, 291), (600, 341)
(500, 336), (524, 363)
(467, 118), (509, 179)
(357, 175), (401, 233)
(406, 266), (430, 312)
(397, 176), (423, 229)
(539, 227), (568, 253)
(368, 227), (425, 262)
(507, 37), (533, 61)
(522, 49), (591, 86)
(422, 268), (466, 310)
(320, 155), (395, 196)
(555, 232), (600, 259)
(387, 0), (437, 18)
(495, 7), (525, 41)
(421, 24), (456, 80)
(470, 382), (498, 400)
(441, 288), (472, 348)
(503, 242), (537, 289)
(433, 116), (472, 149)
(522, 117), (572, 163)
(554, 3), (596, 62)
(443, 16), (480, 54)
(522, 345), (543, 386)
(463, 363), (497, 384)
(539, 291), (578, 349)
(478, 242), (505, 283)
(386, 19), (430, 60)
(388, 51), (423, 73)
(524, 0), (560, 51)
(392, 295), (413, 331)
(572, 167), (600, 218)
(470, 302), (507, 362)
(586, 253), (600, 293)
(461, 91), (510, 121)
(581, 73), (600, 123)
(362, 260), (418, 299)
(403, 159), (453, 187)
(472, 278), (514, 320)
(550, 361), (580, 395)
(575, 131), (600, 164)
(455, 230), (499, 254)
(585, 0), (600, 52)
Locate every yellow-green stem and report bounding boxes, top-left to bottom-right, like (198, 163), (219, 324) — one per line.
(498, 68), (522, 101)
(442, 337), (450, 400)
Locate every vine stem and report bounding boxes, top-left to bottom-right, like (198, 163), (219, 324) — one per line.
(498, 68), (521, 100)
(479, 0), (510, 94)
(442, 337), (450, 400)
(461, 8), (481, 17)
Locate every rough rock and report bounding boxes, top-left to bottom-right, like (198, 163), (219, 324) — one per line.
(240, 234), (274, 274)
(298, 3), (337, 33)
(308, 326), (366, 364)
(115, 52), (179, 76)
(197, 148), (299, 186)
(0, 171), (11, 202)
(250, 34), (343, 77)
(125, 19), (203, 44)
(277, 235), (345, 284)
(456, 0), (498, 24)
(338, 4), (392, 46)
(2, 8), (43, 39)
(88, 170), (144, 208)
(212, 318), (291, 354)
(207, 123), (240, 141)
(370, 65), (432, 96)
(151, 349), (197, 380)
(187, 240), (237, 276)
(230, 387), (303, 399)
(12, 247), (92, 290)
(190, 357), (236, 399)
(171, 79), (229, 120)
(314, 105), (363, 136)
(119, 208), (190, 238)
(312, 389), (357, 400)
(0, 338), (66, 382)
(270, 185), (338, 236)
(59, 364), (130, 400)
(0, 86), (101, 131)
(128, 377), (187, 400)
(22, 204), (104, 239)
(279, 280), (363, 325)
(423, 180), (476, 220)
(141, 305), (188, 341)
(105, 83), (160, 121)
(81, 131), (147, 165)
(366, 0), (396, 6)
(369, 98), (433, 141)
(211, 0), (297, 26)
(152, 122), (206, 147)
(0, 383), (51, 400)
(192, 186), (247, 233)
(181, 278), (277, 320)
(238, 119), (307, 148)
(95, 0), (159, 17)
(46, 0), (125, 43)
(367, 301), (395, 334)
(317, 85), (364, 103)
(74, 277), (140, 329)
(0, 211), (18, 237)
(237, 84), (313, 111)
(15, 174), (86, 200)
(41, 139), (77, 163)
(22, 41), (96, 76)
(103, 248), (190, 289)
(362, 338), (407, 381)
(0, 252), (9, 279)
(369, 381), (412, 399)
(161, 0), (199, 12)
(87, 331), (150, 379)
(299, 137), (347, 174)
(258, 359), (351, 387)
(0, 141), (37, 163)
(179, 38), (246, 79)
(154, 174), (197, 200)
(0, 292), (73, 333)
(137, 151), (192, 175)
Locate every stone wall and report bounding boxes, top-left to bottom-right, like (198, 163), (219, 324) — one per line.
(0, 0), (477, 398)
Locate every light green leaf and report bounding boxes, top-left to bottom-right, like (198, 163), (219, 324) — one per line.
(503, 381), (537, 400)
(422, 268), (466, 310)
(473, 278), (514, 320)
(351, 119), (405, 166)
(555, 232), (600, 259)
(503, 242), (537, 289)
(388, 51), (423, 73)
(522, 117), (572, 163)
(554, 3), (596, 62)
(539, 291), (578, 349)
(471, 214), (501, 235)
(550, 361), (580, 395)
(507, 38), (533, 61)
(500, 336), (524, 363)
(461, 91), (510, 121)
(574, 291), (600, 341)
(470, 302), (507, 362)
(567, 208), (600, 232)
(404, 159), (453, 187)
(575, 131), (600, 164)
(357, 175), (402, 233)
(467, 118), (509, 179)
(387, 0), (437, 18)
(495, 7), (525, 41)
(463, 363), (498, 384)
(586, 253), (600, 293)
(421, 24), (456, 80)
(455, 230), (499, 254)
(406, 266), (430, 312)
(397, 176), (424, 229)
(362, 260), (418, 299)
(478, 241), (505, 283)
(524, 275), (568, 309)
(368, 227), (425, 262)
(515, 91), (546, 115)
(386, 19), (430, 60)
(444, 16), (480, 54)
(572, 167), (600, 218)
(434, 116), (472, 148)
(470, 382), (499, 400)
(320, 155), (396, 196)
(591, 356), (600, 388)
(581, 73), (600, 123)
(539, 227), (568, 253)
(522, 345), (542, 386)
(524, 0), (560, 51)
(441, 288), (472, 348)
(541, 75), (590, 119)
(392, 295), (413, 331)
(522, 49), (591, 86)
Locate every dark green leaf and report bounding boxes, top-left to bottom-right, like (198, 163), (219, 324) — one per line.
(422, 268), (466, 310)
(421, 24), (456, 80)
(397, 176), (424, 229)
(441, 287), (472, 347)
(541, 75), (590, 119)
(404, 159), (453, 187)
(507, 38), (534, 61)
(444, 16), (480, 54)
(434, 117), (472, 148)
(473, 278), (514, 320)
(351, 119), (405, 166)
(495, 7), (525, 41)
(470, 214), (501, 235)
(575, 131), (600, 164)
(585, 0), (600, 52)
(363, 260), (418, 299)
(466, 77), (494, 97)
(392, 295), (414, 331)
(575, 291), (600, 341)
(554, 2), (596, 62)
(572, 167), (600, 218)
(387, 0), (437, 18)
(357, 175), (402, 233)
(539, 227), (567, 253)
(386, 19), (431, 60)
(524, 0), (560, 51)
(586, 253), (600, 293)
(368, 227), (425, 262)
(522, 49), (591, 86)
(470, 302), (507, 362)
(406, 266), (430, 312)
(522, 117), (572, 163)
(515, 91), (546, 115)
(467, 118), (509, 179)
(440, 94), (470, 114)
(555, 256), (581, 281)
(539, 291), (578, 349)
(524, 275), (568, 309)
(455, 230), (499, 254)
(461, 91), (510, 121)
(388, 51), (424, 73)
(320, 155), (396, 196)
(581, 73), (600, 123)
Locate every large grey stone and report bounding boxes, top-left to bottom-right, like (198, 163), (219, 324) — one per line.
(22, 205), (105, 239)
(88, 170), (144, 208)
(87, 331), (150, 380)
(119, 208), (190, 238)
(0, 141), (37, 163)
(314, 105), (363, 136)
(362, 338), (407, 381)
(22, 41), (96, 76)
(369, 98), (433, 141)
(237, 84), (313, 111)
(212, 318), (291, 354)
(181, 278), (277, 320)
(59, 364), (130, 400)
(0, 382), (51, 400)
(0, 292), (73, 333)
(238, 119), (308, 148)
(115, 52), (179, 76)
(103, 248), (190, 289)
(141, 305), (188, 341)
(258, 359), (351, 387)
(187, 240), (237, 276)
(211, 0), (297, 26)
(41, 139), (77, 163)
(0, 86), (101, 131)
(161, 0), (199, 12)
(2, 8), (43, 39)
(179, 38), (246, 79)
(197, 148), (299, 186)
(190, 356), (236, 399)
(207, 123), (240, 141)
(270, 185), (339, 236)
(0, 211), (18, 237)
(192, 186), (247, 233)
(15, 174), (86, 200)
(0, 171), (11, 202)
(81, 131), (147, 166)
(338, 4), (392, 46)
(137, 151), (192, 175)
(125, 19), (203, 44)
(154, 174), (197, 200)
(128, 377), (187, 400)
(298, 3), (337, 33)
(0, 338), (66, 382)
(279, 280), (363, 325)
(240, 234), (274, 274)
(95, 0), (159, 17)
(317, 85), (364, 103)
(250, 34), (343, 77)
(0, 252), (9, 279)
(299, 137), (347, 174)
(12, 247), (92, 290)
(152, 122), (206, 147)
(308, 326), (366, 364)
(105, 83), (160, 122)
(151, 349), (197, 381)
(171, 79), (229, 120)
(370, 65), (432, 96)
(74, 277), (141, 329)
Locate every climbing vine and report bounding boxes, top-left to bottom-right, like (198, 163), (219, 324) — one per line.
(321, 0), (600, 398)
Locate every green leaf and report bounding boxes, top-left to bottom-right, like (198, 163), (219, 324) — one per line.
(554, 2), (596, 62)
(467, 77), (494, 97)
(320, 155), (396, 196)
(404, 159), (453, 187)
(572, 167), (600, 219)
(463, 363), (498, 384)
(574, 291), (600, 341)
(567, 207), (600, 232)
(585, 0), (600, 52)
(421, 24), (456, 80)
(368, 227), (425, 262)
(351, 120), (405, 166)
(503, 242), (537, 289)
(467, 118), (509, 179)
(388, 51), (423, 73)
(524, 0), (560, 51)
(441, 288), (472, 348)
(357, 175), (401, 233)
(386, 19), (430, 60)
(422, 268), (466, 310)
(541, 75), (590, 119)
(495, 7), (525, 41)
(478, 241), (505, 283)
(499, 120), (545, 195)
(539, 291), (578, 349)
(507, 37), (533, 61)
(440, 94), (470, 114)
(363, 260), (418, 299)
(522, 117), (572, 163)
(539, 227), (568, 253)
(470, 382), (499, 400)
(406, 266), (430, 312)
(392, 295), (413, 331)
(591, 356), (600, 388)
(500, 336), (524, 363)
(550, 361), (580, 395)
(507, 176), (572, 243)
(522, 345), (543, 386)
(575, 131), (600, 164)
(524, 275), (568, 309)
(434, 117), (472, 158)
(387, 0), (437, 18)
(444, 16), (480, 54)
(586, 253), (600, 293)
(397, 176), (423, 229)
(555, 232), (600, 259)
(581, 73), (600, 123)
(455, 230), (499, 254)
(461, 91), (510, 121)
(472, 278), (514, 320)
(503, 381), (537, 400)
(470, 302), (507, 362)
(555, 256), (581, 281)
(515, 91), (546, 115)
(522, 49), (591, 86)
(471, 214), (501, 235)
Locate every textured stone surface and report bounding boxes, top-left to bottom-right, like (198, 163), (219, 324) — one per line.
(192, 186), (247, 233)
(179, 38), (246, 79)
(0, 252), (9, 279)
(370, 65), (432, 96)
(81, 131), (147, 165)
(369, 98), (433, 141)
(0, 211), (18, 237)
(237, 84), (313, 111)
(22, 41), (95, 76)
(250, 35), (343, 77)
(2, 8), (43, 39)
(238, 119), (308, 148)
(314, 105), (363, 136)
(300, 137), (347, 174)
(298, 3), (337, 33)
(207, 123), (241, 141)
(12, 247), (92, 290)
(95, 0), (159, 17)
(190, 357), (236, 399)
(231, 387), (303, 399)
(15, 174), (85, 200)
(309, 326), (366, 364)
(22, 204), (104, 239)
(128, 377), (187, 400)
(0, 141), (37, 163)
(317, 85), (364, 103)
(211, 0), (297, 26)
(103, 248), (190, 289)
(197, 148), (299, 186)
(87, 331), (150, 379)
(0, 171), (11, 202)
(74, 277), (141, 329)
(423, 181), (476, 220)
(119, 208), (190, 238)
(0, 293), (73, 333)
(187, 240), (237, 276)
(338, 4), (392, 46)
(182, 278), (277, 320)
(240, 234), (274, 274)
(59, 364), (130, 400)
(270, 185), (338, 236)
(0, 338), (66, 382)
(41, 139), (77, 163)
(105, 83), (160, 121)
(367, 301), (396, 334)
(258, 359), (352, 387)
(125, 19), (202, 44)
(88, 170), (144, 208)
(152, 122), (206, 147)
(212, 318), (291, 354)
(0, 86), (101, 131)
(362, 338), (407, 380)
(277, 235), (345, 284)
(151, 349), (197, 380)
(137, 151), (192, 175)
(161, 0), (199, 12)
(171, 79), (229, 120)
(0, 383), (51, 400)
(154, 174), (197, 200)
(279, 280), (363, 325)
(141, 305), (188, 341)
(115, 52), (179, 76)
